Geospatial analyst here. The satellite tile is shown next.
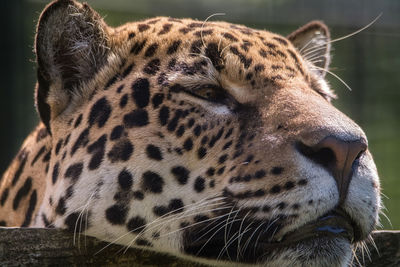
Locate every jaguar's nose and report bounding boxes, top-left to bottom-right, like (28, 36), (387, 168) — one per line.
(296, 136), (367, 204)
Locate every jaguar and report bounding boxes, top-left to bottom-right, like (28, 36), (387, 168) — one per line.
(0, 0), (381, 266)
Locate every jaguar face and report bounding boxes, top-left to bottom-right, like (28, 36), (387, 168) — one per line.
(0, 1), (380, 266)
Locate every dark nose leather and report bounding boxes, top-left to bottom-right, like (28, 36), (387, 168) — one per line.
(297, 136), (367, 204)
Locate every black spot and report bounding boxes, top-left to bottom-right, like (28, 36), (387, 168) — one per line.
(209, 128), (224, 148)
(169, 198), (184, 213)
(64, 211), (90, 232)
(55, 139), (63, 155)
(277, 202), (286, 210)
(124, 109), (149, 127)
(167, 109), (182, 132)
(12, 177), (32, 210)
(218, 154), (228, 164)
(64, 163), (83, 182)
(151, 93), (164, 108)
(273, 37), (288, 46)
(87, 134), (107, 170)
(106, 204), (128, 225)
(107, 140), (134, 162)
(270, 185), (281, 194)
(206, 168), (215, 176)
(0, 221), (6, 226)
(63, 134), (71, 147)
(88, 97), (112, 128)
(21, 190), (37, 227)
(133, 191), (144, 200)
(0, 188), (9, 206)
(131, 39), (147, 54)
(176, 125), (185, 137)
(167, 40), (182, 54)
(209, 180), (215, 188)
(230, 46), (252, 69)
(168, 58), (177, 70)
(193, 125), (201, 136)
(145, 43), (159, 57)
(197, 147), (207, 159)
(190, 40), (203, 55)
(119, 94), (128, 108)
(122, 64), (134, 78)
(254, 64), (265, 73)
(73, 114), (83, 128)
(292, 203), (300, 210)
(142, 171), (164, 193)
(222, 141), (233, 150)
(143, 59), (160, 75)
(31, 146), (46, 166)
(11, 149), (28, 186)
(159, 106), (170, 126)
(217, 167), (225, 175)
(146, 144), (163, 161)
(224, 128), (233, 139)
(159, 23), (173, 35)
(223, 32), (238, 41)
(194, 176), (205, 192)
(104, 74), (119, 90)
(55, 197), (66, 215)
(127, 216), (146, 233)
(183, 138), (193, 151)
(128, 32), (136, 39)
(205, 42), (223, 71)
(52, 162), (60, 184)
(271, 167), (283, 175)
(298, 179), (308, 186)
(132, 78), (150, 108)
(171, 166), (190, 185)
(284, 181), (295, 190)
(262, 205), (270, 212)
(110, 125), (124, 140)
(255, 169), (266, 179)
(138, 24), (150, 32)
(187, 118), (195, 128)
(71, 128), (89, 155)
(153, 205), (169, 216)
(42, 213), (53, 228)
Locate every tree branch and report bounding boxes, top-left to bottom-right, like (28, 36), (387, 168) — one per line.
(0, 228), (398, 266)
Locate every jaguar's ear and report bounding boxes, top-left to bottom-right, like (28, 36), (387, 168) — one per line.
(35, 0), (110, 133)
(287, 21), (330, 77)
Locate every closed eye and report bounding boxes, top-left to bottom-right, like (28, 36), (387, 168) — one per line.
(171, 83), (239, 109)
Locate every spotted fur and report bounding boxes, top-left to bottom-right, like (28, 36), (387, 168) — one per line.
(0, 1), (380, 266)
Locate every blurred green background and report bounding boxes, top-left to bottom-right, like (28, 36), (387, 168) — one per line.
(1, 0), (399, 229)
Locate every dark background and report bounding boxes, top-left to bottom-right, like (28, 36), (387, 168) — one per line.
(1, 0), (399, 229)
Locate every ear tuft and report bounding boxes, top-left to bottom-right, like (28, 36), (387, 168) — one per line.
(35, 0), (110, 133)
(287, 21), (331, 77)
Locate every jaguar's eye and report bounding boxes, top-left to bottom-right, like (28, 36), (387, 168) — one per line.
(192, 85), (227, 103)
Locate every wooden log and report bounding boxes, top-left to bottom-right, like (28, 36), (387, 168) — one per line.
(0, 228), (398, 266)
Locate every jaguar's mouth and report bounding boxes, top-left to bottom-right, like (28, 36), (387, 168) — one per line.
(274, 208), (360, 246)
(183, 208), (361, 263)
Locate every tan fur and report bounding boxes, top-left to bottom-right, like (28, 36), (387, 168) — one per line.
(0, 1), (380, 265)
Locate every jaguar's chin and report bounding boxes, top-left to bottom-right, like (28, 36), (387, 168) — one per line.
(183, 208), (359, 266)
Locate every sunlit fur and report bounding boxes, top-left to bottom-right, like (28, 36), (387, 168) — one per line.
(0, 1), (380, 266)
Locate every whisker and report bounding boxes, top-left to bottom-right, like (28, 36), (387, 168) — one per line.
(201, 13), (226, 49)
(310, 66), (352, 91)
(330, 13), (382, 45)
(95, 195), (225, 254)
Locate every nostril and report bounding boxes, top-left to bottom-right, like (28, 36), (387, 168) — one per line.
(296, 142), (337, 173)
(296, 136), (368, 204)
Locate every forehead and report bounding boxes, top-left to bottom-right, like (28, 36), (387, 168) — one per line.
(116, 17), (310, 89)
